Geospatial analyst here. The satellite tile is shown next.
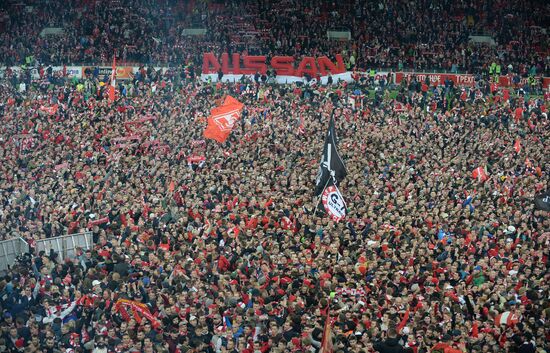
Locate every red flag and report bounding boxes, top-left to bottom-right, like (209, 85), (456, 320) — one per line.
(114, 299), (161, 329)
(396, 308), (410, 333)
(472, 166), (488, 182)
(320, 308), (333, 353)
(204, 96), (244, 143)
(514, 139), (521, 154)
(108, 54), (116, 103)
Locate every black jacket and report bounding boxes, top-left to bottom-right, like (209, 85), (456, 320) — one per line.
(373, 338), (405, 353)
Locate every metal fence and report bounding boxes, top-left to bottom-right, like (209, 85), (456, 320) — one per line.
(34, 232), (94, 259)
(0, 238), (29, 273)
(0, 232), (94, 273)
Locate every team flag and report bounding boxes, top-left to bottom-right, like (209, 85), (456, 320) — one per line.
(108, 54), (116, 103)
(494, 311), (519, 327)
(204, 96), (244, 143)
(534, 190), (550, 211)
(317, 177), (347, 222)
(314, 114), (347, 196)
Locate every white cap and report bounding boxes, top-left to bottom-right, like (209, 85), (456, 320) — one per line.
(92, 280), (101, 287)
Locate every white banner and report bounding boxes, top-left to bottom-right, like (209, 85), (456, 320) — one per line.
(200, 72), (356, 85)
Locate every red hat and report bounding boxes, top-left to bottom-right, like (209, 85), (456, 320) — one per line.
(289, 295), (296, 302)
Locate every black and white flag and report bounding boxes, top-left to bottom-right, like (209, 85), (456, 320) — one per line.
(314, 115), (347, 196)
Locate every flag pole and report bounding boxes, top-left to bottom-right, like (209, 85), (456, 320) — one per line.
(313, 175), (333, 215)
(320, 302), (332, 353)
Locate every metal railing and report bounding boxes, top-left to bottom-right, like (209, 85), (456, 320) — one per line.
(0, 238), (29, 273)
(34, 232), (93, 259)
(0, 232), (94, 273)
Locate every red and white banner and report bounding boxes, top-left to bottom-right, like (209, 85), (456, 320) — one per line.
(39, 104), (59, 115)
(114, 299), (161, 329)
(187, 155), (206, 164)
(495, 311), (519, 326)
(395, 72), (550, 89)
(472, 166), (489, 182)
(111, 135), (141, 143)
(203, 96), (244, 143)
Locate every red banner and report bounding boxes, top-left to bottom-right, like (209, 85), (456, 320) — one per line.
(40, 104), (59, 115)
(187, 155), (206, 164)
(111, 135), (141, 143)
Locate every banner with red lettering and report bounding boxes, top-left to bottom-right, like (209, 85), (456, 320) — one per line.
(203, 96), (244, 143)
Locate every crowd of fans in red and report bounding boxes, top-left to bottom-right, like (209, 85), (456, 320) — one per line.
(0, 1), (549, 353)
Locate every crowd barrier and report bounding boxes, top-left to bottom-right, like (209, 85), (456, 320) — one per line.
(0, 232), (94, 273)
(34, 232), (94, 259)
(0, 238), (29, 273)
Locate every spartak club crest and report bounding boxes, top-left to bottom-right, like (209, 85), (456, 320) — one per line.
(213, 109), (241, 132)
(321, 185), (346, 221)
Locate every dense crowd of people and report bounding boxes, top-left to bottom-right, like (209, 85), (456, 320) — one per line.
(0, 0), (548, 75)
(0, 0), (549, 352)
(0, 53), (548, 353)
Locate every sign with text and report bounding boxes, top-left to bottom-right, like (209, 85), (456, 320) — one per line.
(202, 53), (346, 78)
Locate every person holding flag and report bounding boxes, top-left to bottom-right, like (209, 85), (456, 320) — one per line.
(320, 306), (334, 353)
